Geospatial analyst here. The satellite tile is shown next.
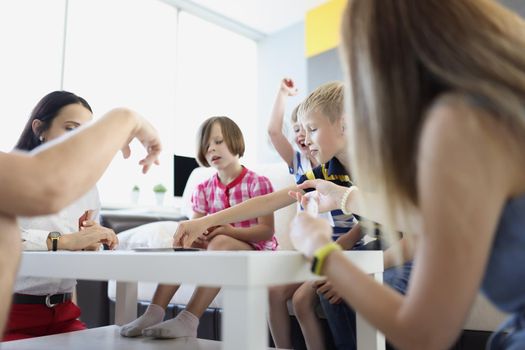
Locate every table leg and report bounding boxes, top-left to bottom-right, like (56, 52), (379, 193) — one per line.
(356, 272), (385, 350)
(222, 286), (268, 350)
(115, 281), (138, 326)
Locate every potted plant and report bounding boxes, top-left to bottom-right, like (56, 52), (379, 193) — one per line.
(131, 185), (140, 204)
(153, 183), (167, 206)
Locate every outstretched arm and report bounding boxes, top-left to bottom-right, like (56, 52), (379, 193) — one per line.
(175, 185), (297, 247)
(204, 213), (275, 243)
(267, 78), (298, 168)
(0, 108), (161, 216)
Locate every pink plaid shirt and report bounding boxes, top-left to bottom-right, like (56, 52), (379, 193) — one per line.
(191, 167), (278, 251)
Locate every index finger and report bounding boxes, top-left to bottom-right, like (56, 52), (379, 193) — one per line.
(86, 210), (95, 221)
(81, 220), (97, 228)
(182, 232), (193, 248)
(121, 144), (131, 159)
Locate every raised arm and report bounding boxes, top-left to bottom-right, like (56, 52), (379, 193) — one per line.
(267, 78), (298, 168)
(0, 108), (161, 216)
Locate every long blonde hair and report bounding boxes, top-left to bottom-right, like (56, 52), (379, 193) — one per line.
(341, 0), (525, 215)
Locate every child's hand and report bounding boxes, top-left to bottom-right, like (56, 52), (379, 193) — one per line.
(203, 224), (233, 241)
(173, 218), (209, 248)
(315, 279), (343, 304)
(289, 211), (332, 259)
(280, 78), (298, 96)
(293, 180), (355, 213)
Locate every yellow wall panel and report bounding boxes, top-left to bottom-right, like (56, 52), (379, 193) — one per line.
(305, 0), (346, 58)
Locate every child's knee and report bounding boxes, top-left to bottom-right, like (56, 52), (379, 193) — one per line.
(269, 285), (289, 303)
(206, 235), (233, 250)
(292, 289), (314, 317)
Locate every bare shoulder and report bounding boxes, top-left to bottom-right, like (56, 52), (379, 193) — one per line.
(420, 92), (525, 196)
(423, 93), (500, 139)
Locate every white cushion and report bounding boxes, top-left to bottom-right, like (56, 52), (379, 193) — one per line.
(116, 221), (178, 250)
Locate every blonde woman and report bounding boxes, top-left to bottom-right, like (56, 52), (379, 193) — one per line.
(289, 1), (525, 349)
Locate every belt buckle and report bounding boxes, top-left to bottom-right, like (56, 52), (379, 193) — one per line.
(45, 294), (58, 308)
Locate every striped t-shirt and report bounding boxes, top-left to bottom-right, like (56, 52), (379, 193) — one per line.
(289, 151), (313, 183)
(297, 157), (361, 244)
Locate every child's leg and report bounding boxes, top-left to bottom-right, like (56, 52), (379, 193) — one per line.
(268, 283), (302, 349)
(120, 284), (180, 337)
(151, 284), (182, 309)
(292, 281), (326, 350)
(143, 235), (252, 339)
(319, 295), (357, 350)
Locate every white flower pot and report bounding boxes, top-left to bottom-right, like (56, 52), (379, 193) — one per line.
(155, 192), (165, 206)
(131, 190), (140, 205)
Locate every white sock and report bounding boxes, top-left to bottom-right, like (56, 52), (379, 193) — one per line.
(120, 304), (165, 337)
(142, 310), (199, 339)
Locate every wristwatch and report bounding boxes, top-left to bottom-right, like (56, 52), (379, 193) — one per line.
(48, 231), (62, 251)
(311, 242), (342, 275)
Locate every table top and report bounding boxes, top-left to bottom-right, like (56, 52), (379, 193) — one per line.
(0, 326), (226, 350)
(19, 250), (383, 287)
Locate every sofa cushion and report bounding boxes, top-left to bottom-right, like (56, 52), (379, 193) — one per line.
(116, 221), (177, 250)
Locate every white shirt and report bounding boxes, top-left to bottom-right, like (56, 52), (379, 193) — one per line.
(15, 187), (101, 295)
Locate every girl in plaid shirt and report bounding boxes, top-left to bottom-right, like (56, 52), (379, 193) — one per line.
(121, 116), (276, 339)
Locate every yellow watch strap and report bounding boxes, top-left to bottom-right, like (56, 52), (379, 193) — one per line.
(311, 242), (342, 275)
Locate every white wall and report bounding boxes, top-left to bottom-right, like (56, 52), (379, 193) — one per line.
(256, 22), (307, 163)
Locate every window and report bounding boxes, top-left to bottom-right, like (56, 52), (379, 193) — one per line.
(0, 1), (258, 207)
(64, 0), (178, 205)
(0, 0), (64, 152)
(175, 12), (257, 164)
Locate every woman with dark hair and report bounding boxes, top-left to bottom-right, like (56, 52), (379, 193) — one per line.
(14, 91), (92, 151)
(288, 0), (525, 349)
(3, 91), (120, 341)
(0, 91), (161, 339)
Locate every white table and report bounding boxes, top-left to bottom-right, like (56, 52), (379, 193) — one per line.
(11, 250), (384, 350)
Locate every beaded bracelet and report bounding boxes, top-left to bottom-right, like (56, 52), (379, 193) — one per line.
(340, 187), (354, 215)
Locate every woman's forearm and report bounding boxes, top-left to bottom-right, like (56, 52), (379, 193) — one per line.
(1, 109), (139, 216)
(323, 251), (448, 350)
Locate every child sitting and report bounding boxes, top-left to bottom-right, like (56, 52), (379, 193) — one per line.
(120, 116), (276, 339)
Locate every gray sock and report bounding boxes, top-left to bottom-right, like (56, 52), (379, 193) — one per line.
(119, 304), (165, 337)
(142, 310), (199, 339)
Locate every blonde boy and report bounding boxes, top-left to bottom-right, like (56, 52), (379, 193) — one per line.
(174, 81), (362, 349)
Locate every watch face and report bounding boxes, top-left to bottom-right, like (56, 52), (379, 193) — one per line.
(49, 231), (61, 239)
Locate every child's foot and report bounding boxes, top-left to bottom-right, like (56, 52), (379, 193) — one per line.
(142, 310), (199, 339)
(120, 304), (165, 337)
